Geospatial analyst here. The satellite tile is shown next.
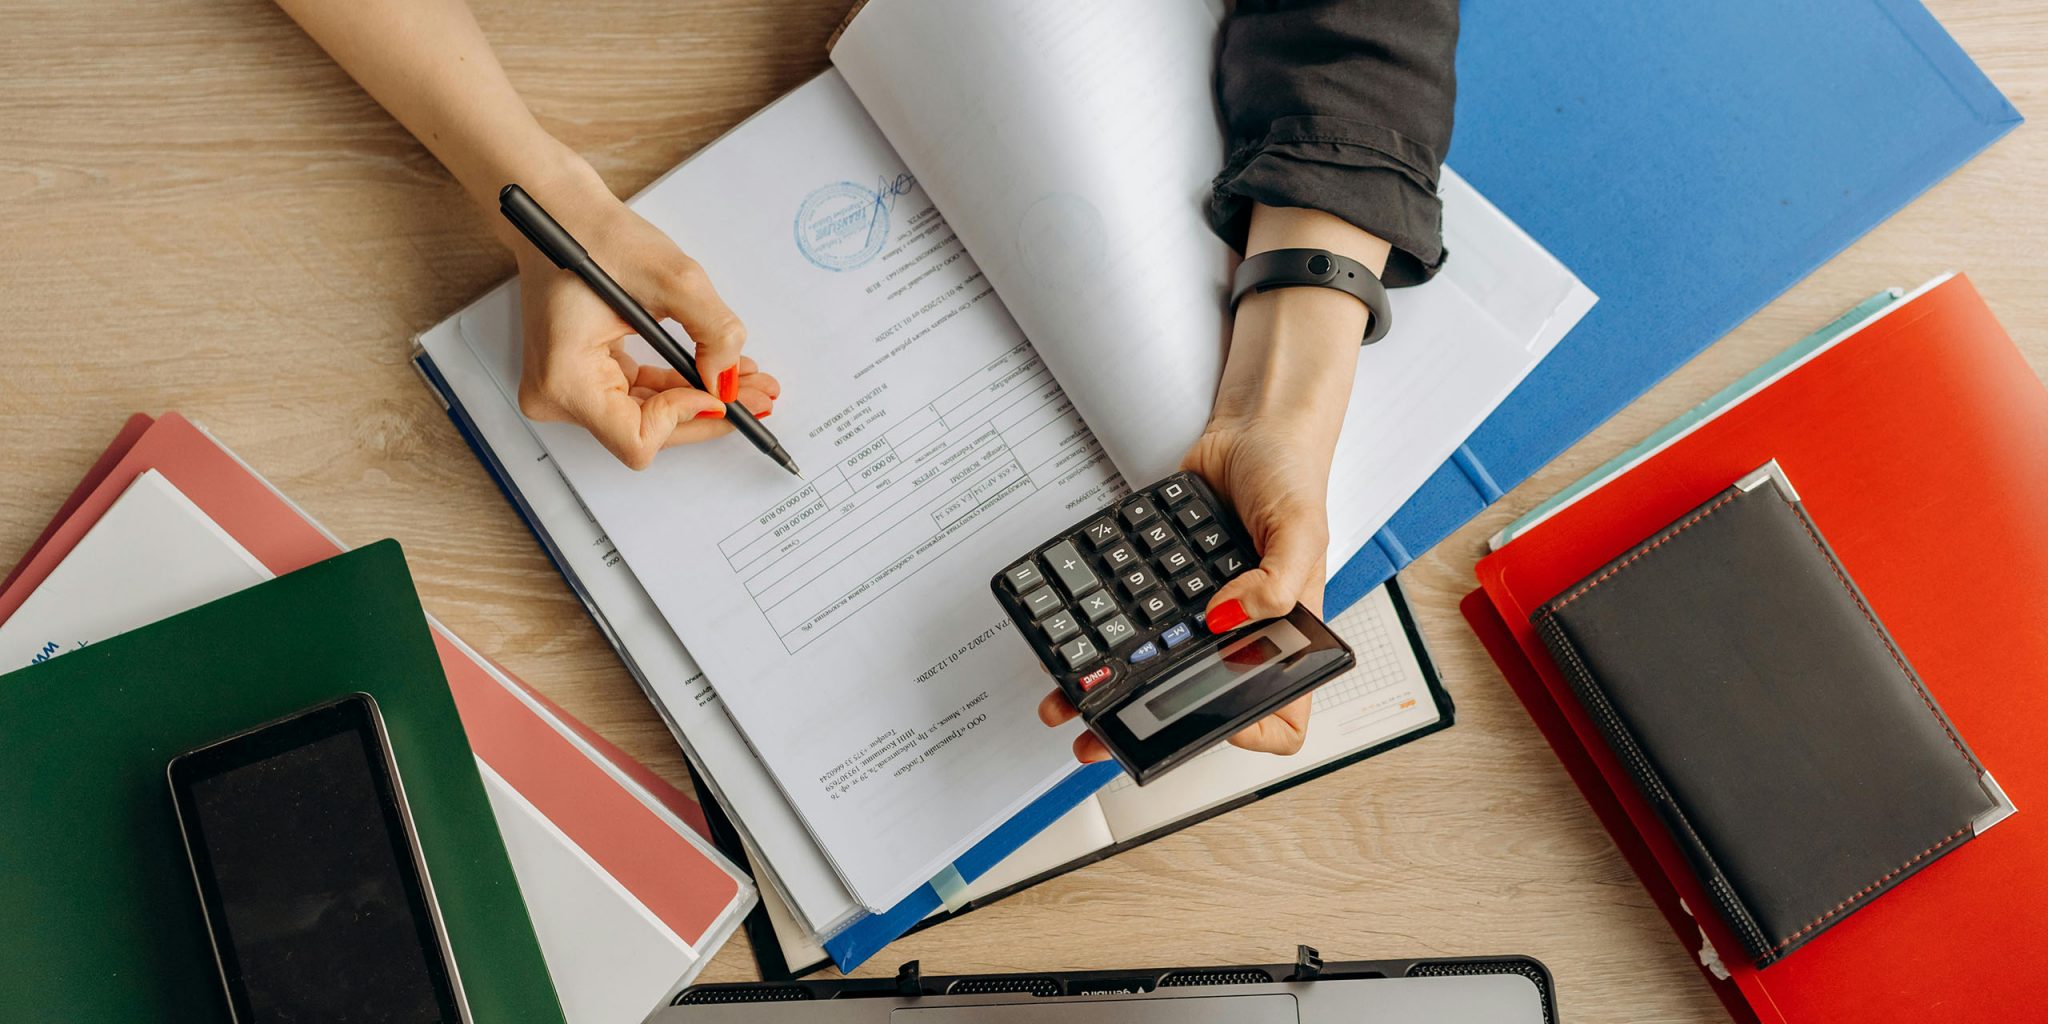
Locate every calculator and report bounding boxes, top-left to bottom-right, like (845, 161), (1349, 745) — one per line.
(991, 472), (1355, 784)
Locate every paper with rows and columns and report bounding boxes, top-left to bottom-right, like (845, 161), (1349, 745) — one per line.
(417, 313), (865, 937)
(831, 0), (1596, 573)
(461, 74), (1106, 909)
(457, 59), (1582, 907)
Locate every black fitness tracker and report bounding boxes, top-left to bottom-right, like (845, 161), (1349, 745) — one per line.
(1229, 247), (1392, 344)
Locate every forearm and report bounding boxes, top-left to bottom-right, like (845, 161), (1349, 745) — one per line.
(272, 0), (598, 244)
(1211, 0), (1457, 284)
(1210, 203), (1387, 445)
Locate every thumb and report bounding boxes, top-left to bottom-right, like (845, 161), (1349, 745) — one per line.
(1203, 516), (1324, 633)
(658, 258), (748, 405)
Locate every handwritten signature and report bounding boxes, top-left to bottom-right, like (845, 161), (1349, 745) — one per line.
(862, 173), (917, 249)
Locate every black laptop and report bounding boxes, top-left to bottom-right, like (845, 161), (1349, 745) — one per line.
(657, 948), (1554, 1023)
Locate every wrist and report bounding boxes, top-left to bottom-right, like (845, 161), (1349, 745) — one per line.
(1245, 204), (1392, 272)
(1209, 286), (1362, 445)
(1207, 203), (1387, 444)
(467, 138), (610, 252)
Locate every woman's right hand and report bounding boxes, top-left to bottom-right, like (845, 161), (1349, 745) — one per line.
(510, 162), (780, 469)
(265, 1), (779, 468)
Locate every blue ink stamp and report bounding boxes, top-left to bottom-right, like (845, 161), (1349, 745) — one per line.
(795, 173), (916, 272)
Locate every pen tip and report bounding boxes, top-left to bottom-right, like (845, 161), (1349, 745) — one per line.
(784, 459), (804, 477)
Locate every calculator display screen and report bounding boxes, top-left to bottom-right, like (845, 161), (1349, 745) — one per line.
(1117, 620), (1308, 740)
(1147, 635), (1281, 719)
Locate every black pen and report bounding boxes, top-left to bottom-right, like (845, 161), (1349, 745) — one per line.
(498, 184), (801, 477)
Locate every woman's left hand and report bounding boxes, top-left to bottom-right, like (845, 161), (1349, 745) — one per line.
(1038, 259), (1377, 763)
(1035, 406), (1339, 761)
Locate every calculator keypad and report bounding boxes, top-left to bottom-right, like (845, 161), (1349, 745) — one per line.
(994, 472), (1261, 703)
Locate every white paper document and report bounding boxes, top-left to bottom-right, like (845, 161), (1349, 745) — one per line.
(832, 0), (1595, 569)
(0, 470), (270, 668)
(459, 76), (1105, 910)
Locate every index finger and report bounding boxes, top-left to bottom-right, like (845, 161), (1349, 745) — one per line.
(1226, 695), (1312, 756)
(655, 258), (748, 399)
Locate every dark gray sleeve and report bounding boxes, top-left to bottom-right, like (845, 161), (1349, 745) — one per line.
(1209, 0), (1459, 287)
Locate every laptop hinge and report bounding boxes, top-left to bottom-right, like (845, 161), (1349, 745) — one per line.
(895, 960), (924, 998)
(1289, 945), (1324, 981)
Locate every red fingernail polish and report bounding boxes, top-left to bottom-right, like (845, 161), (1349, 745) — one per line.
(717, 367), (738, 404)
(1206, 598), (1248, 634)
(695, 409), (725, 420)
(754, 409), (771, 419)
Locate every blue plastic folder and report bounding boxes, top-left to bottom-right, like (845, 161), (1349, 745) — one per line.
(846, 0), (2021, 969)
(1323, 0), (2022, 614)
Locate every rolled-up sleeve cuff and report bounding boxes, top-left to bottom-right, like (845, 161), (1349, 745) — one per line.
(1208, 114), (1446, 287)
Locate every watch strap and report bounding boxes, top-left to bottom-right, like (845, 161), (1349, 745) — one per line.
(1229, 247), (1392, 344)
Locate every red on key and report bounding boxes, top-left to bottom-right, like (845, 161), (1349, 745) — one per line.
(1078, 665), (1114, 691)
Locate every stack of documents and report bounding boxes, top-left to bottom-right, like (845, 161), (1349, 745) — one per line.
(0, 413), (755, 1023)
(415, 0), (1593, 973)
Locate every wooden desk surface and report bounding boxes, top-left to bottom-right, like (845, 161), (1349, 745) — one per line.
(2, 2), (2040, 1020)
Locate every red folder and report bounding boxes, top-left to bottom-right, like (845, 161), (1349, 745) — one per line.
(1466, 274), (2048, 1022)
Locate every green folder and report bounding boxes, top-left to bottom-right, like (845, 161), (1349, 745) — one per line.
(0, 541), (565, 1023)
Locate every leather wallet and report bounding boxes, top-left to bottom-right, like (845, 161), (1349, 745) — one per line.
(1531, 462), (2014, 967)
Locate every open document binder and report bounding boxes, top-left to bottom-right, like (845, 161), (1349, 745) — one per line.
(415, 346), (1455, 975)
(408, 0), (1599, 971)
